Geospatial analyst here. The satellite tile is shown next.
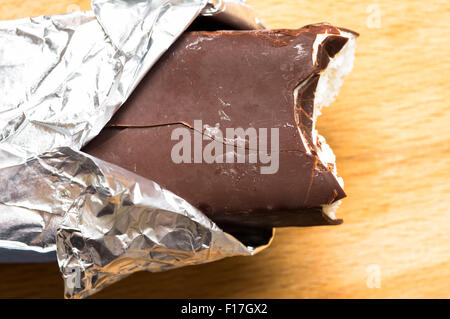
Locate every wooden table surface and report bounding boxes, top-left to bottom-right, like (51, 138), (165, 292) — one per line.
(0, 0), (449, 298)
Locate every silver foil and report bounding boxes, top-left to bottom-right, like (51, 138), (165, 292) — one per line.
(0, 0), (267, 298)
(2, 147), (266, 298)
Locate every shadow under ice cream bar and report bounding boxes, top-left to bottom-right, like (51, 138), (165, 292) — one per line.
(84, 24), (358, 231)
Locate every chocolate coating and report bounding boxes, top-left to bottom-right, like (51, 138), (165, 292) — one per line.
(84, 25), (351, 230)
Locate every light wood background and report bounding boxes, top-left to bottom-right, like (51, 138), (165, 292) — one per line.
(0, 0), (449, 298)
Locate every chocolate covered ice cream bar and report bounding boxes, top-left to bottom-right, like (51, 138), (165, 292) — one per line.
(84, 24), (357, 232)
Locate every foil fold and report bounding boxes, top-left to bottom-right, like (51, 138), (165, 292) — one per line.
(0, 0), (208, 169)
(42, 147), (261, 298)
(0, 0), (268, 298)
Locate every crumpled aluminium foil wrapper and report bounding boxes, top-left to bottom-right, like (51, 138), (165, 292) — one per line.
(0, 0), (267, 298)
(2, 147), (264, 298)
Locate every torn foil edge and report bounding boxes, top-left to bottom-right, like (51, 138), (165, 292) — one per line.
(203, 0), (265, 29)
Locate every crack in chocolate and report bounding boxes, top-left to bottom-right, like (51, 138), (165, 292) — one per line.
(109, 121), (309, 154)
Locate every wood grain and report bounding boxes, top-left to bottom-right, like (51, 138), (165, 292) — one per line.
(0, 0), (449, 299)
